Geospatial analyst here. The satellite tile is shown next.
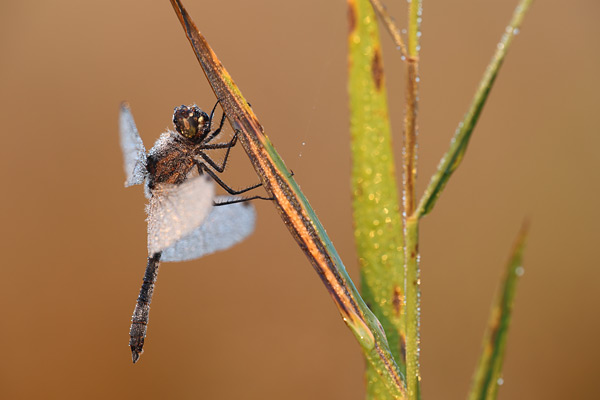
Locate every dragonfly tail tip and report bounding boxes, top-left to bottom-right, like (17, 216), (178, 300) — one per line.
(131, 349), (141, 364)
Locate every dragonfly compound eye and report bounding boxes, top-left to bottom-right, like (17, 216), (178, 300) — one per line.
(173, 105), (209, 139)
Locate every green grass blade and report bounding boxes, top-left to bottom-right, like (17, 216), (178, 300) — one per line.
(468, 221), (529, 400)
(347, 0), (407, 398)
(170, 0), (406, 397)
(416, 0), (533, 219)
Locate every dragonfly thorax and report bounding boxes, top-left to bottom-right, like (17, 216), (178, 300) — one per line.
(145, 133), (196, 189)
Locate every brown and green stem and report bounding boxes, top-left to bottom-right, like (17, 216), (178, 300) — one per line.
(403, 2), (422, 400)
(369, 0), (408, 57)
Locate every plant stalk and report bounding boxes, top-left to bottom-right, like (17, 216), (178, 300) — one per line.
(403, 1), (422, 399)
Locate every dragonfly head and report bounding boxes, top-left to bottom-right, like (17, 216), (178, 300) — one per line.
(173, 105), (210, 140)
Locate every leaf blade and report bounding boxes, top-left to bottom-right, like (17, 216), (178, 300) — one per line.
(416, 0), (533, 219)
(348, 0), (407, 398)
(468, 221), (529, 400)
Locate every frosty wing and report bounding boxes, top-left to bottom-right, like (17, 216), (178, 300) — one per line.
(161, 196), (256, 262)
(119, 103), (147, 187)
(147, 174), (215, 256)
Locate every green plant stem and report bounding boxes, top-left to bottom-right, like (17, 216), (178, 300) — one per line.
(404, 215), (420, 399)
(403, 2), (422, 400)
(407, 1), (421, 57)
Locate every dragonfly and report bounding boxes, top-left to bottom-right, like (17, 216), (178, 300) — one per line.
(119, 102), (267, 363)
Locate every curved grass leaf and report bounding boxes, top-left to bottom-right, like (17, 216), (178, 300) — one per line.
(169, 0), (406, 397)
(416, 0), (533, 219)
(348, 0), (406, 398)
(468, 221), (529, 400)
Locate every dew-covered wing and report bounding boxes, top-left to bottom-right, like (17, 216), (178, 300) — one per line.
(147, 174), (215, 256)
(119, 103), (147, 187)
(161, 196), (256, 262)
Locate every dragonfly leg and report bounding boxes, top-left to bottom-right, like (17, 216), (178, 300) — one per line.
(198, 131), (239, 154)
(197, 131), (239, 173)
(213, 194), (274, 206)
(195, 160), (266, 196)
(203, 101), (226, 144)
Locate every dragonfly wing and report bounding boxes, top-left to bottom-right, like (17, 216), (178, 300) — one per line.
(119, 103), (147, 187)
(147, 174), (215, 256)
(161, 196), (256, 262)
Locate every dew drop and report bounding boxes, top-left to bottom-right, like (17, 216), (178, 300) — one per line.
(515, 266), (525, 276)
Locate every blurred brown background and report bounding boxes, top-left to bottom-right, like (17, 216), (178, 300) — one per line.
(1, 1), (598, 399)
